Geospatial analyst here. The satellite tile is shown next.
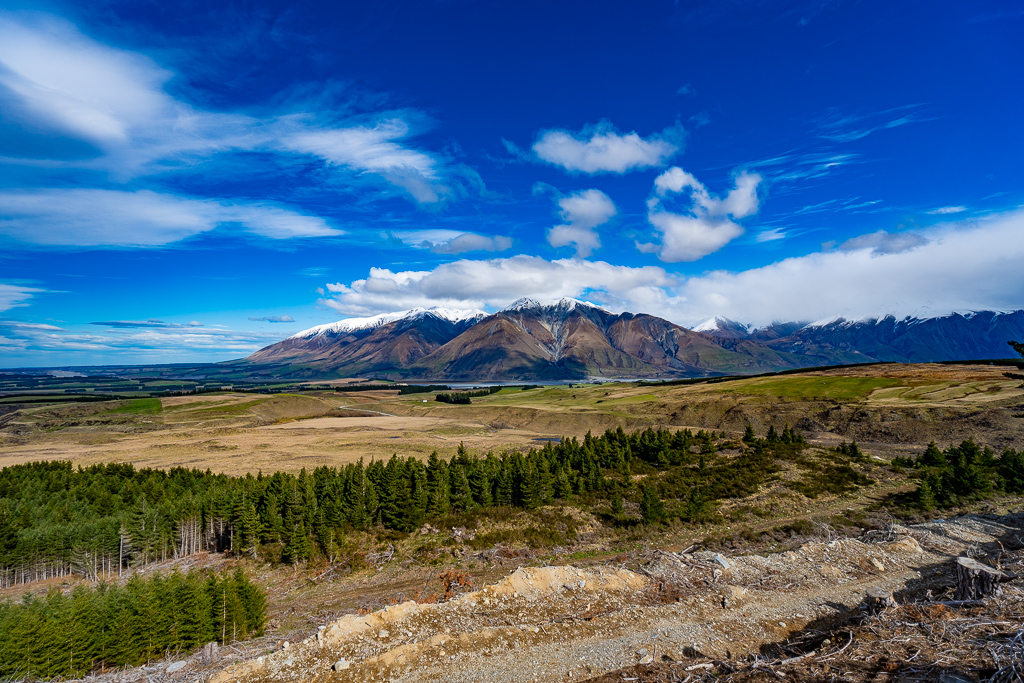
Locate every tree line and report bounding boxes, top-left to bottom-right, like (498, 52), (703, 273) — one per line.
(895, 440), (1024, 510)
(0, 425), (825, 583)
(434, 387), (502, 404)
(0, 568), (266, 680)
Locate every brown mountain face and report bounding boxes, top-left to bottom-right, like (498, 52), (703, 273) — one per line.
(243, 299), (819, 380)
(406, 300), (816, 380)
(245, 311), (483, 377)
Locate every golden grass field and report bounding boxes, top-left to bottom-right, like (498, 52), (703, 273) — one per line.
(1, 363), (1023, 474)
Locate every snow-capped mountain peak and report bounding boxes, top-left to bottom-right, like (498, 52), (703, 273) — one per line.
(289, 307), (486, 339)
(503, 297), (541, 311)
(501, 297), (608, 313)
(691, 316), (751, 339)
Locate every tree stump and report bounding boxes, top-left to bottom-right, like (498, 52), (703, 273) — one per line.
(864, 586), (897, 614)
(200, 641), (219, 664)
(955, 557), (1006, 600)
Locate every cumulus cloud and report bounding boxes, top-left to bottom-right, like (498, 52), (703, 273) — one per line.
(0, 283), (42, 312)
(547, 189), (617, 258)
(0, 14), (468, 205)
(532, 122), (683, 174)
(642, 168), (762, 262)
(249, 315), (295, 323)
(319, 210), (1024, 331)
(0, 189), (341, 246)
(668, 211), (1024, 327)
(322, 255), (676, 316)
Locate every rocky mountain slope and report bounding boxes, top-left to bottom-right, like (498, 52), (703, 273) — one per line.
(245, 307), (486, 377)
(245, 299), (815, 380)
(697, 310), (1024, 364)
(243, 305), (1024, 381)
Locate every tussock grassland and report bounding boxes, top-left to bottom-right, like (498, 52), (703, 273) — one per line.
(0, 364), (1022, 474)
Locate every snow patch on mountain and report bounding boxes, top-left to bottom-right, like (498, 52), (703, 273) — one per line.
(693, 316), (749, 333)
(502, 297), (608, 313)
(290, 307), (486, 339)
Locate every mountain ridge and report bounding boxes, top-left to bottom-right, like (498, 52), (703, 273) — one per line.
(244, 305), (1024, 380)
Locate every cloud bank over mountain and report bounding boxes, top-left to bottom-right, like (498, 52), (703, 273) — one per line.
(323, 211), (1024, 328)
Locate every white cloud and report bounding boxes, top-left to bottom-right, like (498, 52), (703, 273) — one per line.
(669, 211), (1024, 327)
(532, 122), (682, 174)
(89, 319), (204, 328)
(389, 229), (513, 254)
(249, 315), (295, 323)
(0, 319), (288, 365)
(431, 233), (513, 255)
(0, 14), (173, 146)
(321, 210), (1024, 330)
(282, 119), (449, 204)
(755, 228), (788, 242)
(927, 206), (968, 215)
(223, 203), (341, 240)
(0, 14), (468, 204)
(653, 168), (760, 218)
(0, 283), (42, 312)
(322, 255), (676, 316)
(0, 189), (341, 246)
(838, 230), (929, 255)
(547, 189), (617, 258)
(643, 168), (762, 262)
(813, 106), (925, 143)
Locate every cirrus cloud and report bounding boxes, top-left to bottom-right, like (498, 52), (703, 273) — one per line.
(0, 189), (341, 246)
(0, 283), (43, 312)
(0, 13), (473, 205)
(248, 315), (296, 323)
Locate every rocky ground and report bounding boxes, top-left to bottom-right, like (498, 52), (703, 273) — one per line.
(72, 512), (1024, 683)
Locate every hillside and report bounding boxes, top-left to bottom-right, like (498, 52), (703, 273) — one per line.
(3, 363), (1024, 682)
(241, 304), (1024, 381)
(245, 299), (817, 380)
(700, 310), (1024, 364)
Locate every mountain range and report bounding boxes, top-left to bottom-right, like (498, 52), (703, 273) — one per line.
(243, 301), (1024, 381)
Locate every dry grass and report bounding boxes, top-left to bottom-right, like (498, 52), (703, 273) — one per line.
(1, 364), (1022, 474)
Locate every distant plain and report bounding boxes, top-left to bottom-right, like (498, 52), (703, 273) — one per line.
(1, 363), (1022, 474)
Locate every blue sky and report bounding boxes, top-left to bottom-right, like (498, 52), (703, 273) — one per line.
(1, 0), (1023, 366)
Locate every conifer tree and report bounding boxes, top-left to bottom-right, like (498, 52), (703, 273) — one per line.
(493, 466), (513, 507)
(425, 452), (450, 516)
(239, 503), (261, 559)
(639, 484), (665, 525)
(610, 485), (624, 516)
(449, 466), (475, 511)
(918, 441), (947, 468)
